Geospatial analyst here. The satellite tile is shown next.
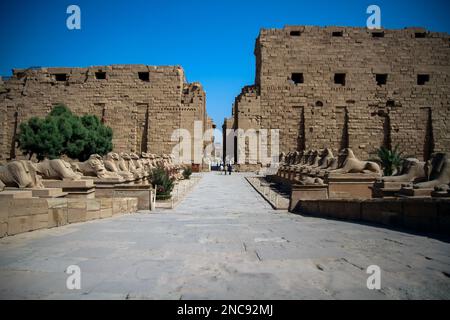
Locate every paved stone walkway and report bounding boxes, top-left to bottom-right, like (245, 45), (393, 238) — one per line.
(0, 172), (449, 299)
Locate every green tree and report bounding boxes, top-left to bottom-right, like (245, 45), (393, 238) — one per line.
(17, 104), (113, 161)
(18, 116), (64, 160)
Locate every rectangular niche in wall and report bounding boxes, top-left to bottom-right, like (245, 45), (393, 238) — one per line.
(334, 73), (346, 86)
(291, 73), (304, 84)
(376, 74), (388, 86)
(417, 74), (430, 85)
(372, 31), (385, 38)
(93, 103), (107, 123)
(136, 103), (150, 153)
(95, 72), (106, 80)
(54, 73), (67, 81)
(138, 72), (150, 82)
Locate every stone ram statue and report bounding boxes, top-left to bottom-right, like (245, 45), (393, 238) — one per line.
(0, 160), (44, 188)
(103, 152), (135, 181)
(71, 154), (123, 180)
(331, 148), (381, 175)
(130, 152), (149, 177)
(120, 152), (143, 179)
(141, 152), (155, 172)
(32, 159), (82, 180)
(379, 158), (426, 183)
(413, 153), (450, 189)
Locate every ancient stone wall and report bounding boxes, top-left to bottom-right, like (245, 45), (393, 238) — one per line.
(0, 65), (211, 163)
(222, 116), (235, 163)
(234, 85), (261, 167)
(230, 26), (450, 163)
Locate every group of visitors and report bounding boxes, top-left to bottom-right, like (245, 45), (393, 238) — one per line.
(219, 163), (233, 175)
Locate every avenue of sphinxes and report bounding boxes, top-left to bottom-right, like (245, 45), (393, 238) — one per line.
(1, 0), (450, 300)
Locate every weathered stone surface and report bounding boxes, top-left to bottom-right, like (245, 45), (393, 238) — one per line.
(226, 26), (450, 165)
(46, 198), (68, 228)
(0, 190), (33, 199)
(67, 199), (88, 223)
(1, 173), (449, 299)
(0, 65), (212, 164)
(290, 184), (328, 211)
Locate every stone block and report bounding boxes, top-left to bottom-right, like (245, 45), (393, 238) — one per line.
(290, 184), (328, 212)
(294, 200), (320, 216)
(8, 216), (33, 235)
(100, 198), (113, 210)
(321, 200), (362, 220)
(42, 179), (96, 199)
(67, 199), (88, 223)
(86, 199), (101, 211)
(403, 200), (438, 232)
(0, 222), (7, 238)
(361, 200), (403, 226)
(327, 174), (378, 199)
(127, 198), (138, 212)
(100, 208), (113, 218)
(9, 199), (48, 217)
(30, 188), (67, 198)
(398, 187), (434, 198)
(0, 190), (33, 199)
(46, 198), (68, 228)
(85, 199), (101, 221)
(32, 213), (49, 231)
(113, 198), (128, 215)
(437, 201), (450, 235)
(0, 200), (9, 223)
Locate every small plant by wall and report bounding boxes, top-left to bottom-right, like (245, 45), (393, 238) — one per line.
(151, 167), (174, 200)
(183, 166), (192, 180)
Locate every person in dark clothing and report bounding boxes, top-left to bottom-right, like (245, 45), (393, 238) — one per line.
(227, 163), (232, 175)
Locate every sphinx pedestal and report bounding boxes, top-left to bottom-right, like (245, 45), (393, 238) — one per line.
(327, 173), (379, 199)
(42, 179), (95, 199)
(0, 190), (34, 199)
(431, 189), (450, 198)
(95, 183), (154, 210)
(398, 187), (433, 198)
(4, 187), (67, 198)
(371, 181), (404, 198)
(289, 184), (329, 211)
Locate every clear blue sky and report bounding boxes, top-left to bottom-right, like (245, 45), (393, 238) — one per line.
(1, 0), (449, 128)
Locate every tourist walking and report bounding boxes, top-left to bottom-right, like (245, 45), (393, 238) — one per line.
(227, 163), (232, 175)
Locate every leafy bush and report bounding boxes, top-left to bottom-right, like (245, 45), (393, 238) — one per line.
(374, 145), (405, 176)
(182, 166), (192, 180)
(151, 167), (174, 200)
(17, 104), (113, 161)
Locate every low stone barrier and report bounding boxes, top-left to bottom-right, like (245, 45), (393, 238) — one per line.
(292, 198), (450, 235)
(246, 177), (290, 210)
(0, 197), (138, 238)
(95, 184), (154, 210)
